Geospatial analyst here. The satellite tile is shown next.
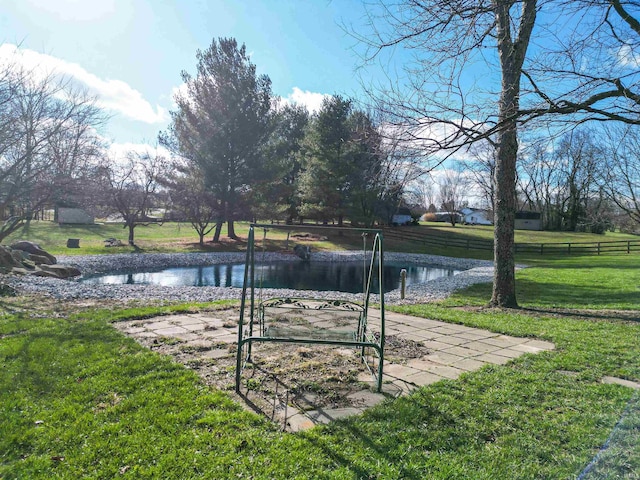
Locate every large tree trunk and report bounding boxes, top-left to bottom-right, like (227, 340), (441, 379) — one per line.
(128, 223), (135, 246)
(489, 0), (536, 308)
(225, 198), (238, 240)
(212, 221), (223, 242)
(491, 122), (518, 308)
(227, 220), (237, 239)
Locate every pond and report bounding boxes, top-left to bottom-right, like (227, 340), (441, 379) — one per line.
(80, 261), (462, 294)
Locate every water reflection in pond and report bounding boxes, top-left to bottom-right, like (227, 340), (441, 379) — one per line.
(80, 261), (462, 294)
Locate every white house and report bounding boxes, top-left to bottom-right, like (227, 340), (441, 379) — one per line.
(460, 208), (492, 225)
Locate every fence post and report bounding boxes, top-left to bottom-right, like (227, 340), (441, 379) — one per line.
(568, 243), (571, 255)
(629, 241), (631, 254)
(597, 243), (600, 255)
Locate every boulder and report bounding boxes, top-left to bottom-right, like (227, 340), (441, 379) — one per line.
(0, 283), (17, 297)
(38, 264), (81, 279)
(0, 243), (79, 278)
(29, 254), (55, 265)
(10, 241), (57, 264)
(31, 269), (62, 278)
(0, 245), (23, 271)
(10, 248), (26, 265)
(10, 267), (31, 275)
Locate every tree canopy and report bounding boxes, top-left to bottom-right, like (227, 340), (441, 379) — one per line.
(355, 0), (640, 307)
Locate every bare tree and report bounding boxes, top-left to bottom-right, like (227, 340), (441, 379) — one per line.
(602, 124), (640, 228)
(99, 149), (167, 246)
(406, 175), (437, 212)
(466, 141), (497, 212)
(518, 129), (608, 231)
(354, 0), (640, 307)
(352, 118), (428, 226)
(437, 164), (469, 226)
(517, 138), (562, 230)
(0, 74), (104, 240)
(556, 130), (603, 231)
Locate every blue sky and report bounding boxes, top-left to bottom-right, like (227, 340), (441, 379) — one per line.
(0, 0), (380, 153)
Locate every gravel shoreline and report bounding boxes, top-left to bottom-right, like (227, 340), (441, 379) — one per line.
(1, 252), (494, 305)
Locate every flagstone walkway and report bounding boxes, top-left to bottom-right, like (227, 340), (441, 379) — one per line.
(114, 309), (555, 432)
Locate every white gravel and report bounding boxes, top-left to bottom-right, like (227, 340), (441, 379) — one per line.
(1, 251), (494, 305)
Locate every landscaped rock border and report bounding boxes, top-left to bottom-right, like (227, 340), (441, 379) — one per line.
(0, 251), (495, 305)
(0, 242), (81, 279)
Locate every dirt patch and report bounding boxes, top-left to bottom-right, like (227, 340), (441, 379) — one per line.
(378, 332), (431, 364)
(113, 306), (430, 428)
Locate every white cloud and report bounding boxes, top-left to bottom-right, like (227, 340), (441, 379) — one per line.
(284, 87), (329, 113)
(618, 44), (640, 68)
(0, 43), (167, 124)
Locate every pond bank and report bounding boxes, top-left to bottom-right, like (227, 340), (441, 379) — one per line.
(1, 252), (494, 305)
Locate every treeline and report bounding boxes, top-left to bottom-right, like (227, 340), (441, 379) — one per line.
(0, 55), (168, 245)
(436, 126), (640, 235)
(516, 127), (640, 234)
(159, 38), (418, 244)
(1, 38), (421, 246)
(0, 38), (417, 244)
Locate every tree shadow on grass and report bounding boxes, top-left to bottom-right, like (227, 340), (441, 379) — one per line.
(520, 307), (640, 323)
(515, 278), (640, 311)
(447, 277), (640, 313)
(303, 388), (472, 480)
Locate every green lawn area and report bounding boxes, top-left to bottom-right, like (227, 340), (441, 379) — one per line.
(3, 221), (239, 255)
(446, 254), (640, 311)
(1, 223), (639, 478)
(3, 221), (370, 255)
(5, 219), (638, 258)
(419, 221), (639, 245)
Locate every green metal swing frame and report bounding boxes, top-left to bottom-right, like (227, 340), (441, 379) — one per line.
(235, 223), (386, 393)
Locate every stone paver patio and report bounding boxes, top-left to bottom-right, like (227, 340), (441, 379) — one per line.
(114, 309), (555, 432)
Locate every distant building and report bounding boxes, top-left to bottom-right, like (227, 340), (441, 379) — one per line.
(58, 208), (94, 225)
(460, 208), (493, 225)
(391, 207), (413, 225)
(515, 211), (541, 230)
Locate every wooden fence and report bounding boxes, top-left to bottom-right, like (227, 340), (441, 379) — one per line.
(382, 228), (493, 252)
(383, 227), (640, 256)
(514, 240), (640, 255)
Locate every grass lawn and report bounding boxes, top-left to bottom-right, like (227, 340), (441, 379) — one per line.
(418, 222), (639, 245)
(3, 221), (372, 256)
(6, 220), (639, 257)
(3, 221), (242, 255)
(447, 254), (640, 311)
(1, 223), (639, 478)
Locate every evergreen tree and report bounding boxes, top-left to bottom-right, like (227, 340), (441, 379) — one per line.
(160, 37), (273, 241)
